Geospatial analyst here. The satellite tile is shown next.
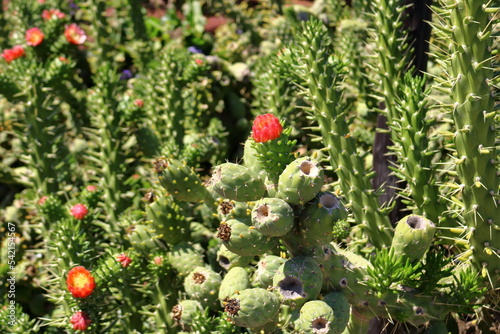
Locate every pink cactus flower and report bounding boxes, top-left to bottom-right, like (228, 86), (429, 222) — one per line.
(26, 28), (44, 46)
(64, 24), (87, 45)
(70, 204), (88, 220)
(116, 253), (132, 268)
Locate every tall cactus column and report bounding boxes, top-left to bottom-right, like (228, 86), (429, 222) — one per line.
(447, 0), (500, 288)
(291, 20), (394, 249)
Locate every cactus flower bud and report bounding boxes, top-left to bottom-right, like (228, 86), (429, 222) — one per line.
(66, 266), (95, 298)
(116, 253), (132, 268)
(70, 204), (88, 220)
(86, 185), (97, 192)
(252, 113), (283, 143)
(70, 311), (91, 331)
(37, 196), (48, 205)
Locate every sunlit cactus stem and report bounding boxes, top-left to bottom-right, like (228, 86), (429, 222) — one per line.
(292, 19), (393, 249)
(446, 0), (500, 288)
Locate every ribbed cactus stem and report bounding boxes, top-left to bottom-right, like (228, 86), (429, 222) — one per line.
(447, 0), (500, 288)
(371, 0), (410, 125)
(294, 19), (393, 249)
(391, 74), (448, 224)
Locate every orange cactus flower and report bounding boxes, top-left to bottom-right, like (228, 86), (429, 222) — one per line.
(1, 45), (25, 63)
(64, 23), (87, 45)
(66, 266), (95, 298)
(25, 28), (44, 46)
(70, 311), (91, 331)
(251, 113), (283, 143)
(116, 253), (132, 268)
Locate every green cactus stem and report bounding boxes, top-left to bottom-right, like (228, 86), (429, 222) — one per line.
(167, 241), (206, 277)
(291, 19), (394, 248)
(446, 0), (500, 288)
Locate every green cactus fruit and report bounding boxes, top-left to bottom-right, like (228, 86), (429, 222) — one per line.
(297, 192), (348, 245)
(390, 215), (436, 262)
(294, 300), (335, 334)
(184, 266), (222, 310)
(273, 256), (323, 309)
(146, 193), (189, 245)
(216, 244), (253, 271)
(252, 255), (287, 288)
(154, 158), (211, 202)
(322, 291), (350, 334)
(218, 267), (250, 304)
(217, 199), (251, 222)
(167, 241), (205, 276)
(277, 157), (324, 205)
(251, 197), (295, 237)
(127, 223), (166, 254)
(216, 219), (279, 256)
(224, 288), (280, 328)
(210, 163), (267, 201)
(171, 299), (203, 331)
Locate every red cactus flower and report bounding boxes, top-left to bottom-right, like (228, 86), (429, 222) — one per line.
(70, 311), (91, 331)
(66, 266), (95, 298)
(251, 113), (283, 143)
(70, 204), (88, 220)
(1, 45), (25, 63)
(64, 23), (87, 45)
(195, 58), (203, 65)
(153, 256), (163, 265)
(42, 9), (66, 20)
(25, 27), (44, 46)
(116, 253), (132, 268)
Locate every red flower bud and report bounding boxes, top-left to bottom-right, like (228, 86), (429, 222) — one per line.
(251, 113), (283, 143)
(70, 204), (88, 220)
(70, 311), (91, 331)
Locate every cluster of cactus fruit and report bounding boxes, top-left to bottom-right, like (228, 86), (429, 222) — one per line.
(145, 115), (478, 333)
